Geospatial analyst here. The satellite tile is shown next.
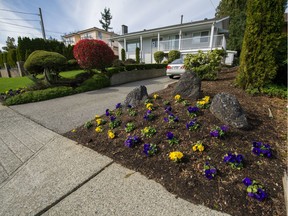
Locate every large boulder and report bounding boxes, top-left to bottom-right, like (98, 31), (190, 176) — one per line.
(210, 93), (249, 129)
(173, 71), (201, 100)
(124, 85), (148, 107)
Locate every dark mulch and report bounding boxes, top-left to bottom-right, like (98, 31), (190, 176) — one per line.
(64, 68), (287, 216)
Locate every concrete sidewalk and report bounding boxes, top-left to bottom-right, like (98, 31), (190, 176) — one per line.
(0, 106), (229, 216)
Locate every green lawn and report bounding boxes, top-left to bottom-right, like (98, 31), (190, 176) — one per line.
(0, 70), (86, 93)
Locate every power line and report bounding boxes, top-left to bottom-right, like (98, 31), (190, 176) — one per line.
(0, 29), (42, 36)
(0, 17), (39, 21)
(0, 8), (38, 16)
(208, 0), (216, 10)
(0, 20), (41, 30)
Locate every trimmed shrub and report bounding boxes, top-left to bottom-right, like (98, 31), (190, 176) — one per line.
(75, 74), (110, 93)
(121, 48), (126, 61)
(24, 50), (67, 75)
(168, 50), (180, 63)
(124, 58), (136, 65)
(106, 66), (125, 77)
(73, 39), (114, 71)
(66, 59), (80, 71)
(136, 47), (140, 63)
(184, 50), (225, 80)
(154, 51), (165, 63)
(112, 59), (124, 67)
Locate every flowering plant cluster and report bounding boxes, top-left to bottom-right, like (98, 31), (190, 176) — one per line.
(251, 141), (272, 158)
(166, 132), (179, 146)
(186, 119), (200, 131)
(143, 110), (155, 121)
(124, 136), (141, 148)
(223, 152), (244, 170)
(3, 88), (26, 97)
(107, 130), (115, 139)
(174, 94), (182, 103)
(143, 143), (158, 156)
(164, 113), (179, 125)
(203, 162), (217, 180)
(210, 125), (228, 138)
(125, 122), (136, 133)
(127, 105), (137, 116)
(192, 141), (205, 152)
(169, 151), (184, 162)
(108, 116), (121, 129)
(96, 118), (106, 126)
(153, 94), (160, 99)
(196, 96), (210, 109)
(146, 103), (154, 110)
(141, 126), (156, 138)
(164, 106), (172, 113)
(187, 106), (200, 118)
(242, 177), (268, 201)
(95, 126), (103, 133)
(115, 103), (122, 116)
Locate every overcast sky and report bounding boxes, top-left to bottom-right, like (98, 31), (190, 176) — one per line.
(0, 0), (221, 50)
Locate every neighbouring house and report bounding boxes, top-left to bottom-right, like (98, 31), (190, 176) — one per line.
(62, 27), (119, 56)
(111, 17), (236, 65)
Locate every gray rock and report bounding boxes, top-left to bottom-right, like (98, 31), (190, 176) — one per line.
(124, 86), (148, 107)
(173, 71), (201, 100)
(210, 93), (249, 129)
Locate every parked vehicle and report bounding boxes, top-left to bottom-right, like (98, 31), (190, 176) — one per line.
(166, 58), (186, 79)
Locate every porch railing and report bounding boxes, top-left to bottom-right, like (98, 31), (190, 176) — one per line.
(159, 35), (225, 52)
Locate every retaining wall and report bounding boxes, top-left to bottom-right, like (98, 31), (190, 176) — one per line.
(110, 68), (166, 86)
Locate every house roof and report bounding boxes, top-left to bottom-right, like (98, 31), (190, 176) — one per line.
(62, 27), (119, 38)
(112, 16), (229, 40)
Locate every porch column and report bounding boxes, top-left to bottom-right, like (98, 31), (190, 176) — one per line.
(123, 38), (127, 60)
(209, 22), (215, 50)
(179, 30), (182, 50)
(140, 35), (143, 62)
(222, 35), (226, 50)
(157, 33), (160, 51)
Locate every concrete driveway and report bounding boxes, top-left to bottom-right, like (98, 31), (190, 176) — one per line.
(11, 76), (177, 134)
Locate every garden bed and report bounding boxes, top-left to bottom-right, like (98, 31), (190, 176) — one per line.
(64, 68), (287, 216)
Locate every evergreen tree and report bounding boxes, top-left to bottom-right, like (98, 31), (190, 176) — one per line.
(2, 36), (16, 51)
(99, 7), (112, 31)
(237, 0), (286, 90)
(215, 0), (247, 53)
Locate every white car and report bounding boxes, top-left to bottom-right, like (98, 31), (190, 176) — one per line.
(166, 58), (186, 79)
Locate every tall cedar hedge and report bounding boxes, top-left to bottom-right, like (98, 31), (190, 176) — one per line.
(237, 0), (286, 90)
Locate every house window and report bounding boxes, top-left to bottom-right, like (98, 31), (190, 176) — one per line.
(193, 31), (209, 43)
(81, 33), (93, 39)
(126, 41), (140, 52)
(98, 31), (102, 39)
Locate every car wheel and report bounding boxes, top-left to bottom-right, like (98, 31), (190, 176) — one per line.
(169, 75), (174, 79)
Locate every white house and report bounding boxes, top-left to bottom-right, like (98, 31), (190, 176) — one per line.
(111, 17), (236, 65)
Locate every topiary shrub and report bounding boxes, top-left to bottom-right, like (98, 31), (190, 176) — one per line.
(136, 47), (140, 63)
(73, 39), (114, 72)
(121, 48), (126, 61)
(124, 58), (136, 65)
(24, 50), (67, 82)
(184, 50), (225, 80)
(154, 51), (165, 63)
(168, 50), (181, 63)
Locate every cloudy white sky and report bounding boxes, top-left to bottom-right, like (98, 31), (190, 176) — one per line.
(0, 0), (221, 50)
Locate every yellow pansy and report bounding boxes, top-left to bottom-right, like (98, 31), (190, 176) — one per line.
(108, 130), (115, 139)
(71, 129), (76, 133)
(146, 103), (153, 110)
(96, 118), (103, 126)
(203, 96), (210, 103)
(95, 126), (103, 133)
(153, 94), (159, 99)
(198, 144), (205, 152)
(95, 115), (100, 119)
(169, 151), (184, 162)
(192, 145), (197, 152)
(197, 100), (206, 105)
(174, 94), (181, 101)
(143, 127), (149, 133)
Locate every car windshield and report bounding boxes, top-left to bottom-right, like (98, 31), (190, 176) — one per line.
(171, 59), (183, 64)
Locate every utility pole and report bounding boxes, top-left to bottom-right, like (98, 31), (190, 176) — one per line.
(39, 8), (46, 40)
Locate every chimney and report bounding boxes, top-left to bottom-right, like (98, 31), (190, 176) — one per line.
(122, 25), (128, 35)
(181, 15), (183, 24)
